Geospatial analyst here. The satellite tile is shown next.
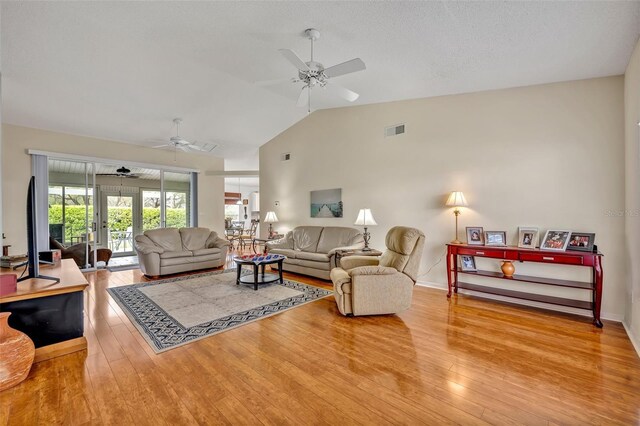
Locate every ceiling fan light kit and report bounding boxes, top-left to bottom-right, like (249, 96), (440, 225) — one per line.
(260, 28), (366, 113)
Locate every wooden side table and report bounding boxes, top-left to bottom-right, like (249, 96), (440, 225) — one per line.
(335, 249), (383, 267)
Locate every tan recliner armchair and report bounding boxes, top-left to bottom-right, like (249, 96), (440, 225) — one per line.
(330, 226), (425, 316)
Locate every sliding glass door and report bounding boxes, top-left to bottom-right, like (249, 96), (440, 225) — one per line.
(47, 159), (97, 270)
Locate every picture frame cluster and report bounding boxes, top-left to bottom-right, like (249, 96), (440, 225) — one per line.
(464, 226), (596, 252)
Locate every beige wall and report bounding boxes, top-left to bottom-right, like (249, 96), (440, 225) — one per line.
(260, 76), (627, 320)
(1, 124), (225, 253)
(624, 38), (640, 350)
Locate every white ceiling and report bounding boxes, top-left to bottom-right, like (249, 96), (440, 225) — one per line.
(3, 2), (639, 169)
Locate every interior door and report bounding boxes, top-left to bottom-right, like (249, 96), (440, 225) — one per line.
(101, 192), (140, 257)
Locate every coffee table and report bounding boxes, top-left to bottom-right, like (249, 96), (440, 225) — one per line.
(233, 254), (286, 290)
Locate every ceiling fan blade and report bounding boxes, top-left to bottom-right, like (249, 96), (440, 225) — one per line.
(325, 82), (359, 102)
(186, 144), (207, 152)
(296, 86), (309, 107)
(323, 58), (366, 79)
(255, 77), (296, 87)
(177, 145), (190, 152)
(278, 49), (309, 71)
(153, 144), (171, 149)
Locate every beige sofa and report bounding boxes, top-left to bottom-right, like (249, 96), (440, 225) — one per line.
(265, 226), (364, 280)
(330, 226), (425, 316)
(134, 227), (229, 277)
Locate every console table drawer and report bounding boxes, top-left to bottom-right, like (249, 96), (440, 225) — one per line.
(519, 252), (584, 265)
(457, 247), (506, 258)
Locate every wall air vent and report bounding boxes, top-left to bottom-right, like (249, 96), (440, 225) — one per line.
(385, 124), (405, 137)
(281, 152), (291, 161)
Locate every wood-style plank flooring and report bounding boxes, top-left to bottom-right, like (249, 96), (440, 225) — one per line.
(2, 249), (640, 425)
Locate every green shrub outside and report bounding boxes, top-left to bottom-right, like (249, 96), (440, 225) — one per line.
(49, 205), (187, 242)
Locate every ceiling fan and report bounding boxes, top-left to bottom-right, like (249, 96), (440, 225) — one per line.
(97, 166), (140, 179)
(258, 28), (366, 112)
(153, 118), (216, 153)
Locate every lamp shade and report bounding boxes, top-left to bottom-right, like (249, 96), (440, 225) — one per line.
(445, 191), (468, 207)
(354, 208), (378, 226)
(264, 211), (279, 223)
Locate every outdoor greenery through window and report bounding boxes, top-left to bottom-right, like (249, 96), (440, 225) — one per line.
(142, 190), (188, 230)
(48, 185), (94, 244)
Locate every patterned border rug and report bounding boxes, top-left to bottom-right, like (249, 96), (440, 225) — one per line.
(107, 269), (332, 353)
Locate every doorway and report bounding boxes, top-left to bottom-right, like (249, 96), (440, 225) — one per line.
(101, 192), (140, 256)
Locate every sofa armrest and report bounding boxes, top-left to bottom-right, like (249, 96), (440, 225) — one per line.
(340, 256), (380, 270)
(134, 235), (164, 255)
(266, 233), (293, 250)
(209, 236), (230, 249)
(350, 265), (398, 276)
(330, 268), (352, 295)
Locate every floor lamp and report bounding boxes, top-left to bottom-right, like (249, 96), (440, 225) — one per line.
(446, 191), (468, 244)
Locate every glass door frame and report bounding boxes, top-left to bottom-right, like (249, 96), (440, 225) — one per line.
(100, 190), (140, 257)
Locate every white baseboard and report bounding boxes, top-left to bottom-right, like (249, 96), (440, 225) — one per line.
(415, 280), (623, 323)
(623, 322), (640, 358)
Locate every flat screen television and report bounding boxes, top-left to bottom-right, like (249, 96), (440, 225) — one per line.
(18, 176), (59, 283)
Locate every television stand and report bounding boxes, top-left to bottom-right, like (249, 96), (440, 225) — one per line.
(1, 259), (88, 362)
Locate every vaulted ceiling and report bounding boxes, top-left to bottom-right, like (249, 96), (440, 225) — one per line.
(2, 2), (639, 169)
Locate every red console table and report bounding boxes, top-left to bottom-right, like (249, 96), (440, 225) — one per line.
(446, 244), (603, 327)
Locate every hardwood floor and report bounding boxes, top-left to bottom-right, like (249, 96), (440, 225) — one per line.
(2, 249), (640, 425)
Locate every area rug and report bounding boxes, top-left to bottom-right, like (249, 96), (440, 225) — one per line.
(107, 269), (332, 353)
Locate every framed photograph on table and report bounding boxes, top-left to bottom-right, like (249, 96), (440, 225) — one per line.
(540, 230), (572, 251)
(460, 255), (476, 271)
(567, 232), (595, 252)
(518, 227), (539, 249)
(484, 231), (507, 247)
(466, 227), (484, 245)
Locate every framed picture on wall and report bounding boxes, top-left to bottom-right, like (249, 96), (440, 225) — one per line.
(460, 255), (477, 271)
(567, 232), (596, 252)
(484, 231), (507, 247)
(540, 230), (572, 251)
(310, 188), (343, 218)
(466, 227), (484, 245)
(518, 227), (539, 249)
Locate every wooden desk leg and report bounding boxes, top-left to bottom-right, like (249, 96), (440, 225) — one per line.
(593, 256), (603, 328)
(446, 251), (453, 298)
(453, 256), (459, 294)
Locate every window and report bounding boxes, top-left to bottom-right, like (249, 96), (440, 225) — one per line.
(225, 205), (241, 223)
(142, 190), (161, 231)
(48, 185), (93, 244)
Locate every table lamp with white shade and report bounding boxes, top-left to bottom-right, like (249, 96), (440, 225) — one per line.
(354, 208), (377, 251)
(264, 211), (279, 238)
(445, 191), (468, 244)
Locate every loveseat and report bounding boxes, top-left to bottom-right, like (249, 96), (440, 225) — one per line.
(265, 226), (364, 280)
(134, 227), (229, 277)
